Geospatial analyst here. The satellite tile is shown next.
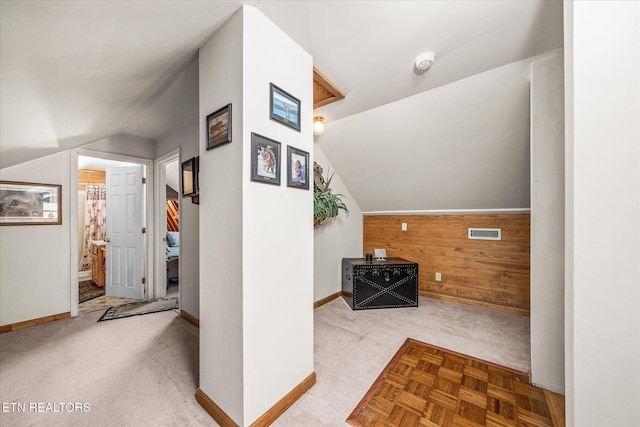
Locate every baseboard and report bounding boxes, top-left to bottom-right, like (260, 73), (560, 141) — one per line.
(314, 291), (342, 309)
(0, 312), (71, 334)
(422, 292), (530, 317)
(250, 372), (316, 426)
(195, 388), (239, 427)
(180, 309), (200, 327)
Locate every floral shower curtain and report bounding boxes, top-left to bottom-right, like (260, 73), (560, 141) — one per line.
(80, 184), (107, 271)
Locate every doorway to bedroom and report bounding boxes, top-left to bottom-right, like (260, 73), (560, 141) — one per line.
(164, 159), (180, 298)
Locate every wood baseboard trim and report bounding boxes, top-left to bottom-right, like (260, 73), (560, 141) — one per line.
(422, 292), (530, 317)
(195, 388), (239, 427)
(0, 312), (71, 334)
(180, 309), (199, 327)
(314, 291), (342, 309)
(250, 371), (316, 426)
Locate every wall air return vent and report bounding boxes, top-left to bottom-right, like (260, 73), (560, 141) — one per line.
(468, 228), (501, 240)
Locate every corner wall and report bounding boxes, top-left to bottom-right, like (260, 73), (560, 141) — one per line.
(198, 6), (314, 425)
(530, 51), (565, 393)
(313, 143), (363, 302)
(565, 2), (640, 425)
(0, 151), (71, 325)
(156, 117), (200, 318)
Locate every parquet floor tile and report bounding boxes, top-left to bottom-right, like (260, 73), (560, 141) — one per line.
(347, 338), (564, 427)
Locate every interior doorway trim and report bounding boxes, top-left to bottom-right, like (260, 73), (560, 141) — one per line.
(153, 148), (180, 301)
(69, 148), (155, 317)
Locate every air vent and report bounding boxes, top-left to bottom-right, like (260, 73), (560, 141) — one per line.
(468, 228), (501, 240)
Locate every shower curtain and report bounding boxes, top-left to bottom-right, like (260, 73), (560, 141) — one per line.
(80, 184), (107, 271)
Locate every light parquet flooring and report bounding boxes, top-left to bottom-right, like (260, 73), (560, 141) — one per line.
(78, 295), (138, 315)
(347, 338), (564, 427)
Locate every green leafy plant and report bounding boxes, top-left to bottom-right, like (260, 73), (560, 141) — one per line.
(313, 161), (349, 227)
(314, 187), (349, 226)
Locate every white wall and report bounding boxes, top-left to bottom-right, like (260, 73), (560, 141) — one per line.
(319, 57), (532, 212)
(198, 8), (245, 424)
(565, 2), (640, 426)
(156, 116), (200, 318)
(82, 133), (156, 160)
(242, 7), (313, 423)
(0, 151), (71, 325)
(198, 6), (314, 425)
(313, 143), (363, 301)
(530, 50), (565, 394)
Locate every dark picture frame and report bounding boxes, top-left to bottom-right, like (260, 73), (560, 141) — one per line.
(286, 146), (310, 190)
(0, 181), (62, 226)
(270, 83), (301, 131)
(206, 103), (232, 150)
(181, 157), (198, 197)
(251, 132), (281, 186)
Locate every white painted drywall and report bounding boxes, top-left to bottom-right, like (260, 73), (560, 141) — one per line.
(313, 143), (363, 301)
(565, 2), (640, 426)
(0, 151), (71, 325)
(198, 8), (245, 425)
(319, 57), (532, 212)
(82, 133), (156, 160)
(241, 6), (314, 424)
(156, 117), (200, 319)
(530, 50), (565, 394)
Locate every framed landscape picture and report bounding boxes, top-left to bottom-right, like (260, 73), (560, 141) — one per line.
(206, 103), (232, 150)
(251, 132), (281, 186)
(270, 83), (301, 131)
(0, 181), (62, 225)
(286, 146), (309, 190)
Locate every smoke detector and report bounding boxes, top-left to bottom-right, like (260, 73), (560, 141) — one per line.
(415, 51), (436, 71)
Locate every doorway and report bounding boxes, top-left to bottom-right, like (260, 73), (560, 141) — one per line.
(71, 149), (153, 317)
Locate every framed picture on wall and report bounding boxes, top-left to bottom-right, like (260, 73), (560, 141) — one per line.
(286, 146), (309, 190)
(270, 83), (301, 131)
(0, 181), (62, 226)
(206, 103), (232, 150)
(181, 157), (198, 197)
(250, 132), (281, 186)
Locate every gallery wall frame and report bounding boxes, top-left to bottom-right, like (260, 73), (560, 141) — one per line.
(181, 157), (199, 197)
(206, 103), (232, 150)
(0, 181), (62, 226)
(251, 132), (281, 186)
(286, 146), (310, 190)
(270, 83), (301, 132)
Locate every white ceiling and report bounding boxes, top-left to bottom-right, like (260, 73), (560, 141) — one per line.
(0, 0), (563, 170)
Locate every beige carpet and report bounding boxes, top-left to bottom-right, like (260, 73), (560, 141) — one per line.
(0, 296), (530, 426)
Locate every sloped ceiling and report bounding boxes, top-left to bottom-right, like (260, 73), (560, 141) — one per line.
(1, 1), (563, 211)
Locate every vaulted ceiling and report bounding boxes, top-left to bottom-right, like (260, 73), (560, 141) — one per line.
(1, 1), (564, 209)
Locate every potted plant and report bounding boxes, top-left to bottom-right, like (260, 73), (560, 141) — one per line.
(313, 161), (348, 226)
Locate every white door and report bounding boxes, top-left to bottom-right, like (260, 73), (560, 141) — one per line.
(106, 165), (145, 299)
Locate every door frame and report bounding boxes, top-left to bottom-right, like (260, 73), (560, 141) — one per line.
(69, 148), (154, 316)
(153, 148), (181, 301)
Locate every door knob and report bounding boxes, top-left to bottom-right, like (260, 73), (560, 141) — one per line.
(105, 238), (111, 243)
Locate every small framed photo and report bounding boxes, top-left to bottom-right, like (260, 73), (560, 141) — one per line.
(287, 146), (309, 190)
(0, 181), (62, 226)
(206, 103), (232, 150)
(270, 83), (301, 131)
(251, 132), (281, 186)
(181, 157), (198, 197)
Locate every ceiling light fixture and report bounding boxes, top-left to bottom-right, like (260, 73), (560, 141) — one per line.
(313, 115), (325, 135)
(415, 51), (436, 71)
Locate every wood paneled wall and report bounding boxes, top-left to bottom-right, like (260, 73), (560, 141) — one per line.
(363, 214), (530, 316)
(78, 169), (106, 190)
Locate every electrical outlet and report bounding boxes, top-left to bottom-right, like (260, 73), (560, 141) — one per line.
(435, 272), (442, 281)
(401, 223), (407, 231)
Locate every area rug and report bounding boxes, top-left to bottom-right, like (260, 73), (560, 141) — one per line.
(347, 338), (564, 427)
(98, 297), (178, 322)
(79, 280), (105, 303)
